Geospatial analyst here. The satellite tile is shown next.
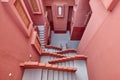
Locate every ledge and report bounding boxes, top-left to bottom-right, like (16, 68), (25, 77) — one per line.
(57, 49), (77, 54)
(41, 52), (65, 58)
(20, 61), (77, 72)
(45, 45), (62, 50)
(48, 55), (87, 64)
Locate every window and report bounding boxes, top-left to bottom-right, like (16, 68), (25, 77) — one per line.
(14, 0), (30, 28)
(56, 5), (64, 18)
(29, 0), (42, 14)
(58, 6), (62, 16)
(1, 0), (33, 37)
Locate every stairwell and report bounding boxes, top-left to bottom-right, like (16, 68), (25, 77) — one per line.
(21, 25), (89, 80)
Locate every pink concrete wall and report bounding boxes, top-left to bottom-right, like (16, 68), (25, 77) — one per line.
(78, 0), (120, 80)
(73, 0), (90, 27)
(24, 0), (45, 25)
(52, 4), (68, 32)
(0, 2), (40, 80)
(43, 0), (75, 6)
(71, 0), (90, 40)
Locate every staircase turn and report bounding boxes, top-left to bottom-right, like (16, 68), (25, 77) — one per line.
(21, 26), (89, 80)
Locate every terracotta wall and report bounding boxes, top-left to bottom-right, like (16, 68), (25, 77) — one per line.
(43, 0), (75, 6)
(52, 4), (69, 32)
(46, 6), (54, 30)
(0, 2), (40, 80)
(23, 0), (45, 25)
(43, 0), (75, 32)
(73, 0), (90, 27)
(70, 0), (91, 40)
(78, 0), (120, 80)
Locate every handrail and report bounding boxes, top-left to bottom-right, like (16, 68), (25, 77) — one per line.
(49, 55), (87, 64)
(41, 52), (65, 58)
(20, 61), (77, 72)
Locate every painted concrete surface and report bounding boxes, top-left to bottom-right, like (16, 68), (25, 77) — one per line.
(50, 31), (80, 49)
(22, 60), (89, 80)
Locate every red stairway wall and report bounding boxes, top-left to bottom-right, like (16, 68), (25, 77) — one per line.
(78, 0), (120, 80)
(0, 2), (40, 80)
(23, 0), (45, 25)
(70, 0), (91, 40)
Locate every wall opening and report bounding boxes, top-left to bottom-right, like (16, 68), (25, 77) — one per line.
(67, 6), (73, 31)
(46, 6), (54, 30)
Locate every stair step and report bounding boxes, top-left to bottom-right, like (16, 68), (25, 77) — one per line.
(40, 36), (44, 38)
(40, 56), (51, 63)
(61, 62), (66, 66)
(42, 69), (48, 80)
(68, 72), (72, 80)
(64, 71), (68, 80)
(72, 72), (76, 80)
(70, 61), (74, 67)
(66, 62), (70, 67)
(38, 29), (44, 31)
(39, 31), (44, 34)
(22, 69), (42, 80)
(39, 34), (44, 36)
(40, 40), (44, 42)
(59, 71), (64, 80)
(58, 63), (62, 66)
(39, 38), (44, 40)
(48, 70), (54, 80)
(50, 56), (55, 60)
(54, 70), (59, 80)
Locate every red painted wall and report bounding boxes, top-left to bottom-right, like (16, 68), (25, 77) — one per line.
(52, 4), (69, 32)
(71, 27), (85, 40)
(0, 2), (40, 80)
(78, 0), (120, 80)
(73, 0), (90, 27)
(24, 0), (45, 25)
(70, 0), (91, 40)
(43, 0), (75, 6)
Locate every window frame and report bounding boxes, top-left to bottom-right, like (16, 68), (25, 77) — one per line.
(1, 0), (33, 37)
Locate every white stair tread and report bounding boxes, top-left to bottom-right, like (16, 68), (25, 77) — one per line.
(66, 53), (69, 56)
(38, 25), (44, 27)
(40, 56), (51, 63)
(59, 71), (64, 80)
(72, 73), (76, 80)
(54, 71), (59, 80)
(50, 56), (54, 60)
(68, 72), (72, 80)
(58, 63), (62, 66)
(48, 70), (54, 80)
(42, 69), (48, 80)
(64, 71), (68, 80)
(70, 61), (74, 67)
(66, 61), (70, 67)
(69, 53), (76, 56)
(61, 62), (66, 66)
(22, 69), (42, 80)
(39, 31), (44, 33)
(40, 41), (44, 42)
(38, 28), (45, 31)
(74, 60), (89, 80)
(40, 38), (44, 40)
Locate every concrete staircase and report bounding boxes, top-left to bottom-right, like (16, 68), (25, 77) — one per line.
(21, 26), (89, 80)
(22, 69), (76, 80)
(38, 25), (62, 53)
(38, 25), (45, 47)
(21, 55), (88, 80)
